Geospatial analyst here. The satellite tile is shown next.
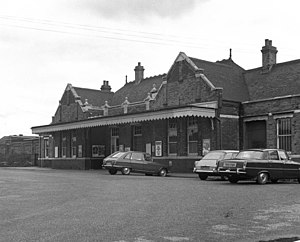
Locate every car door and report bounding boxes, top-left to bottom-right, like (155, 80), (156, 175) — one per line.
(143, 153), (159, 173)
(268, 150), (284, 179)
(122, 152), (132, 169)
(130, 152), (145, 172)
(279, 150), (300, 179)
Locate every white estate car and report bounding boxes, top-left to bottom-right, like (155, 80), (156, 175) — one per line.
(193, 150), (239, 180)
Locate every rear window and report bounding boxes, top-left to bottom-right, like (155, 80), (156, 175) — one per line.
(202, 152), (225, 160)
(224, 152), (238, 159)
(236, 151), (264, 160)
(110, 152), (126, 158)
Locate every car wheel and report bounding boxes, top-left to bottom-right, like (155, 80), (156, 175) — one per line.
(228, 176), (239, 184)
(198, 174), (208, 180)
(108, 169), (117, 175)
(121, 167), (131, 175)
(271, 179), (278, 183)
(158, 168), (167, 177)
(257, 172), (268, 185)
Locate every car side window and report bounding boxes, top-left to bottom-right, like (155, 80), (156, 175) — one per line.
(124, 153), (131, 160)
(131, 152), (144, 161)
(268, 151), (279, 160)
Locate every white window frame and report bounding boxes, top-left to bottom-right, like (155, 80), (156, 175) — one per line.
(71, 136), (77, 158)
(187, 117), (198, 155)
(44, 137), (50, 158)
(62, 137), (67, 158)
(168, 119), (177, 155)
(134, 125), (142, 136)
(111, 127), (119, 153)
(276, 118), (292, 152)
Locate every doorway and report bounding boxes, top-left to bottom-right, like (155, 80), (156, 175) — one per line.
(245, 120), (267, 149)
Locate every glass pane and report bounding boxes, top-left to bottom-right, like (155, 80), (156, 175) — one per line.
(131, 152), (144, 160)
(203, 152), (225, 160)
(236, 151), (264, 159)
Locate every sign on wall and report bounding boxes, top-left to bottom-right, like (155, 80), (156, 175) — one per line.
(155, 141), (162, 157)
(92, 145), (105, 157)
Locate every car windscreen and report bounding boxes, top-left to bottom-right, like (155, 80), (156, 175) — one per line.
(236, 151), (264, 160)
(202, 152), (224, 160)
(110, 152), (126, 158)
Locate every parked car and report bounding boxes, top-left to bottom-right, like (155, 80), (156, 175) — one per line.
(218, 149), (300, 184)
(193, 150), (239, 180)
(102, 151), (170, 176)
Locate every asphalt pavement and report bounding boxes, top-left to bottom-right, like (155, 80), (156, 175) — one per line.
(0, 167), (299, 242)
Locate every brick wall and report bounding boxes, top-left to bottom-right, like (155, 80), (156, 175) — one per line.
(243, 96), (300, 154)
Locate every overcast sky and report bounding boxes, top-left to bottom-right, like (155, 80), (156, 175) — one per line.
(1, 0), (300, 137)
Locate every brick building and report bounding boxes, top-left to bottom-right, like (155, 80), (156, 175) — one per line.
(32, 39), (300, 172)
(0, 135), (39, 166)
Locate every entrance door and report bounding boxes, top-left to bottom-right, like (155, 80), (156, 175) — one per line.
(111, 136), (119, 153)
(245, 121), (267, 149)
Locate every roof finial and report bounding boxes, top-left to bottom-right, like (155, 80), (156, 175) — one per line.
(229, 48), (232, 59)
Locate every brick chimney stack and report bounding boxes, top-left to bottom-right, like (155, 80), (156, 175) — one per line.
(100, 80), (111, 92)
(261, 39), (278, 70)
(134, 62), (144, 84)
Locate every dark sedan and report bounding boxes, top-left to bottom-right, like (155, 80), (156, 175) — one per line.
(218, 149), (300, 184)
(102, 151), (169, 176)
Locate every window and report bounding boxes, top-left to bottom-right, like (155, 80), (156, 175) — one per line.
(62, 137), (67, 158)
(71, 136), (77, 158)
(131, 152), (144, 160)
(111, 127), (119, 137)
(277, 118), (292, 152)
(124, 153), (132, 160)
(134, 125), (142, 136)
(224, 152), (238, 159)
(188, 117), (198, 155)
(44, 138), (50, 158)
(111, 127), (119, 153)
(168, 119), (177, 155)
(268, 150), (279, 160)
(278, 150), (288, 160)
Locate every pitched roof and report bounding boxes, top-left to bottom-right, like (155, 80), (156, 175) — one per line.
(189, 57), (249, 102)
(244, 59), (300, 100)
(110, 74), (165, 106)
(73, 86), (113, 107)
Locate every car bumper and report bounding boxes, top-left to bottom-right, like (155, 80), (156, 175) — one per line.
(102, 164), (123, 170)
(218, 168), (247, 175)
(193, 168), (218, 175)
